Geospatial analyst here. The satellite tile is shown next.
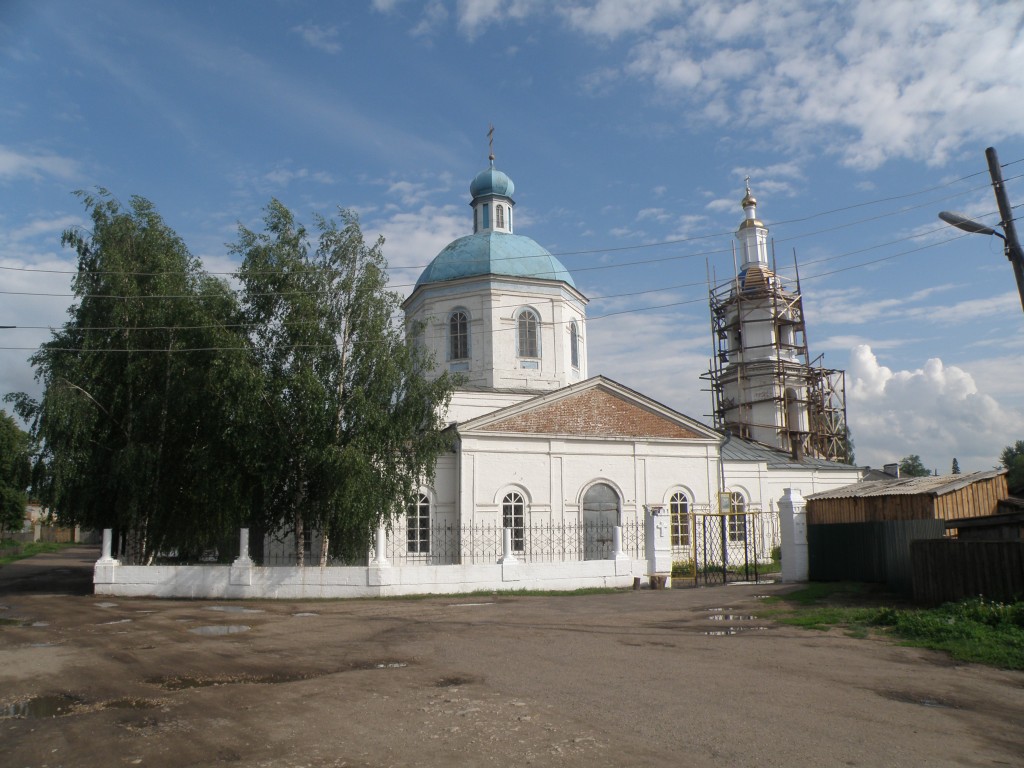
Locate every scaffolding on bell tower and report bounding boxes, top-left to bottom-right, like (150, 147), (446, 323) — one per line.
(702, 246), (850, 463)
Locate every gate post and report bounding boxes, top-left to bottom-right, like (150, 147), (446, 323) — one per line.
(498, 527), (518, 564)
(778, 488), (808, 582)
(371, 525), (390, 567)
(644, 505), (672, 587)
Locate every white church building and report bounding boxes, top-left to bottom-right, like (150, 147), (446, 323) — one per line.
(93, 153), (866, 599)
(397, 154), (862, 570)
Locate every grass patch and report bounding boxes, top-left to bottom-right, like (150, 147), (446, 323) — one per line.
(0, 540), (77, 567)
(766, 583), (1024, 669)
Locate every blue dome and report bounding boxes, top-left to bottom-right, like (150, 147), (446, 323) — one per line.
(470, 166), (515, 199)
(415, 233), (575, 289)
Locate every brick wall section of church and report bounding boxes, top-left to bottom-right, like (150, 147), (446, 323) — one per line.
(479, 389), (701, 438)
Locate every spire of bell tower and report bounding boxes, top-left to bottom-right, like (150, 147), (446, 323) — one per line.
(736, 178), (769, 269)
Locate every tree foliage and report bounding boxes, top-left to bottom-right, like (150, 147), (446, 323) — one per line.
(234, 201), (455, 563)
(12, 192), (458, 564)
(839, 425), (856, 465)
(11, 191), (255, 562)
(951, 457), (961, 475)
(1000, 441), (1024, 496)
(0, 409), (31, 538)
(899, 454), (931, 478)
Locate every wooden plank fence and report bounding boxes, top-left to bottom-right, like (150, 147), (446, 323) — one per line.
(911, 539), (1024, 605)
(808, 519), (945, 594)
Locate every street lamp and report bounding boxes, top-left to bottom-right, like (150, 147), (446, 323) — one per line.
(938, 146), (1024, 314)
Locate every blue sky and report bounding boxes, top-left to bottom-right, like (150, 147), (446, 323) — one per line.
(3, 0), (1024, 474)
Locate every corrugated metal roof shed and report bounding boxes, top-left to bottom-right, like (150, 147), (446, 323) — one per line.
(805, 470), (1008, 525)
(805, 470), (1006, 500)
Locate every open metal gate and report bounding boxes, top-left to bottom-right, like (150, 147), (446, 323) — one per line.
(683, 509), (779, 586)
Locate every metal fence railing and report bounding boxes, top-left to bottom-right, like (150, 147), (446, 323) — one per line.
(256, 518), (646, 567)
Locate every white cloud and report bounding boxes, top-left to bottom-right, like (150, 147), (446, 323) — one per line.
(366, 205), (466, 297)
(562, 0), (685, 40)
(456, 0), (545, 38)
(846, 344), (1023, 472)
(291, 23), (342, 54)
(588, 307), (711, 418)
(411, 1), (449, 37)
(6, 215), (83, 243)
(560, 0), (1024, 169)
(0, 146), (80, 182)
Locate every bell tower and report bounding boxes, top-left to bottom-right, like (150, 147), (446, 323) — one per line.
(705, 183), (849, 461)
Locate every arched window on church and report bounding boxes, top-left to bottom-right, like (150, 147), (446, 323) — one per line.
(669, 491), (689, 548)
(449, 310), (469, 361)
(496, 204), (505, 229)
(727, 490), (747, 543)
(570, 322), (580, 369)
(517, 309), (539, 358)
(407, 493), (430, 554)
(502, 492), (525, 553)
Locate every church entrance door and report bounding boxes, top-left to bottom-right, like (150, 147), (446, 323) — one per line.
(582, 483), (619, 560)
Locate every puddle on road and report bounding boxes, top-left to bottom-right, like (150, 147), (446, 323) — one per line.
(292, 612), (318, 617)
(878, 690), (960, 709)
(99, 619), (133, 626)
(448, 602), (495, 607)
(189, 624), (250, 636)
(103, 698), (161, 710)
(2, 694), (84, 719)
(206, 606), (264, 614)
(150, 659), (410, 691)
(437, 675), (476, 687)
(708, 614), (758, 622)
(96, 602), (118, 608)
(703, 626), (771, 636)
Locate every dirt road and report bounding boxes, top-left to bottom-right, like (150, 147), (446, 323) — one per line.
(1, 546), (1022, 767)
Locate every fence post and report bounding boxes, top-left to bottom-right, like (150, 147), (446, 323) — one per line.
(234, 528), (253, 565)
(612, 525), (629, 561)
(498, 527), (518, 564)
(644, 505), (672, 587)
(230, 528), (255, 587)
(93, 528), (119, 590)
(778, 488), (808, 582)
(372, 525), (390, 567)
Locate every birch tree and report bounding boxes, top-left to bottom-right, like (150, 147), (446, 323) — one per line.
(235, 201), (454, 564)
(12, 191), (255, 562)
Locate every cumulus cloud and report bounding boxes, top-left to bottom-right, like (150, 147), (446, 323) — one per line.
(364, 205), (466, 297)
(455, 0), (545, 38)
(562, 0), (685, 40)
(846, 344), (1022, 472)
(561, 0), (1024, 169)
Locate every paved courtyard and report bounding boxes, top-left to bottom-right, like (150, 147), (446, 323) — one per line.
(1, 546), (1022, 767)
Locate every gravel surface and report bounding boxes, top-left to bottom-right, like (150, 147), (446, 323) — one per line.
(1, 546), (1022, 767)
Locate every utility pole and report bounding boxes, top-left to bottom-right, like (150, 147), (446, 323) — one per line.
(985, 146), (1024, 314)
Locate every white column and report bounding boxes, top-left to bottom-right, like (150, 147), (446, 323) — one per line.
(612, 525), (629, 561)
(372, 525), (390, 567)
(233, 528), (253, 566)
(94, 528), (119, 589)
(498, 527), (518, 564)
(98, 528), (116, 563)
(778, 488), (808, 582)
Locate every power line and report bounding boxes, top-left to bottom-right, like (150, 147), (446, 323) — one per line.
(0, 162), (1011, 286)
